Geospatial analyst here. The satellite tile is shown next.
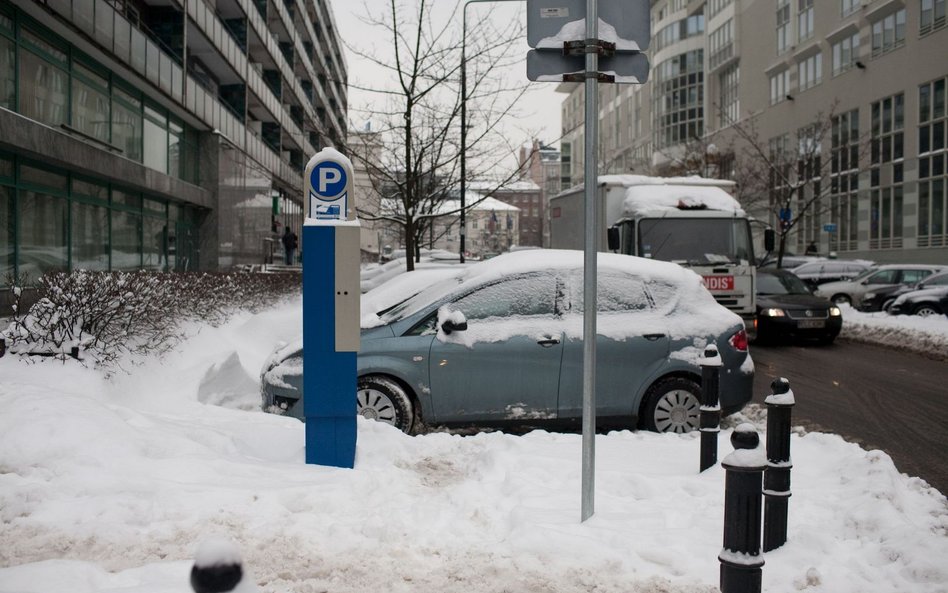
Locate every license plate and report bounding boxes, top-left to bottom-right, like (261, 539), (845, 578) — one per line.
(797, 319), (825, 328)
(702, 275), (735, 291)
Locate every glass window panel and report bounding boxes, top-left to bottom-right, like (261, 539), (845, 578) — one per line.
(143, 111), (168, 173)
(21, 29), (67, 65)
(169, 121), (182, 179)
(94, 0), (113, 46)
(934, 122), (945, 151)
(1, 186), (13, 279)
(71, 201), (109, 270)
(0, 36), (14, 110)
(143, 215), (167, 270)
(111, 209), (141, 269)
(19, 49), (69, 127)
(19, 190), (68, 276)
(933, 180), (945, 235)
(112, 188), (141, 209)
(112, 95), (142, 161)
(74, 0), (94, 35)
(130, 28), (146, 73)
(935, 79), (946, 120)
(113, 16), (130, 63)
(72, 75), (111, 143)
(920, 182), (930, 236)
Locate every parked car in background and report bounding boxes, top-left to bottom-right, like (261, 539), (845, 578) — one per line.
(360, 249), (464, 293)
(813, 264), (946, 307)
(758, 254), (824, 269)
(887, 270), (948, 317)
(755, 269), (842, 344)
(862, 270), (948, 313)
(262, 250), (754, 435)
(790, 259), (874, 290)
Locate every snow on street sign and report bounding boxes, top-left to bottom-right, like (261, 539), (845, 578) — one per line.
(526, 0), (651, 51)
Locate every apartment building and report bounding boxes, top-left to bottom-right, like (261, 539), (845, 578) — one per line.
(0, 0), (347, 289)
(558, 0), (948, 264)
(518, 139), (561, 247)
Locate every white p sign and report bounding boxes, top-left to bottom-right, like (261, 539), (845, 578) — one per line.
(305, 148), (354, 220)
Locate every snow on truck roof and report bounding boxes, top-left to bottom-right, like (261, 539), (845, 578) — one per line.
(558, 175), (745, 217)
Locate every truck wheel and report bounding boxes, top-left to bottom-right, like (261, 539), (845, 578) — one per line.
(357, 376), (414, 434)
(640, 377), (701, 434)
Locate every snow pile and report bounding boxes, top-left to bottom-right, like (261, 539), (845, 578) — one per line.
(1, 298), (946, 593)
(839, 303), (948, 360)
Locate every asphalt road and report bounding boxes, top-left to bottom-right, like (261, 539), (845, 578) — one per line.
(750, 339), (948, 495)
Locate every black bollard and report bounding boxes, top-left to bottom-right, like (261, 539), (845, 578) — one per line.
(720, 423), (766, 593)
(699, 344), (722, 472)
(763, 377), (795, 552)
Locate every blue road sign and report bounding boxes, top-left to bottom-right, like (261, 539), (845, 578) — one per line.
(824, 223), (838, 233)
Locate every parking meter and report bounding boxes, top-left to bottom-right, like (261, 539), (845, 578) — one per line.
(302, 147), (360, 468)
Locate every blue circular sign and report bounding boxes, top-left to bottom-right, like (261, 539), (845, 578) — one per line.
(310, 161), (347, 200)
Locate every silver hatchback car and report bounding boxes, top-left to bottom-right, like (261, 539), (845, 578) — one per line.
(261, 250), (754, 434)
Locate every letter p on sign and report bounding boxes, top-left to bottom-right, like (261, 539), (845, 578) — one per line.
(320, 168), (341, 192)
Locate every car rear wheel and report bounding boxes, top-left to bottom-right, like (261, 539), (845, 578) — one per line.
(357, 376), (414, 434)
(914, 304), (941, 317)
(640, 377), (701, 434)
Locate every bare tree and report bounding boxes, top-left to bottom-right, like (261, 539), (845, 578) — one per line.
(342, 0), (530, 270)
(720, 104), (868, 267)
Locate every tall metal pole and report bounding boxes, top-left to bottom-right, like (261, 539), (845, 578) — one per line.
(581, 0), (599, 523)
(461, 0), (523, 264)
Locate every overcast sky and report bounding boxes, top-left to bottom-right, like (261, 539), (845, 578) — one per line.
(330, 0), (565, 166)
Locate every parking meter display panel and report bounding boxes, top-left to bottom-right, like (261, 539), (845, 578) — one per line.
(427, 274), (563, 423)
(557, 271), (670, 419)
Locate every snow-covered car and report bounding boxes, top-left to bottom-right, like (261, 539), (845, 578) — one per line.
(789, 259), (874, 290)
(813, 264), (946, 307)
(887, 271), (948, 316)
(261, 250), (754, 435)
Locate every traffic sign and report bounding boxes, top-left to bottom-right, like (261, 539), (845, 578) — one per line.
(823, 223), (838, 233)
(304, 147), (354, 221)
(526, 0), (651, 51)
(527, 49), (650, 83)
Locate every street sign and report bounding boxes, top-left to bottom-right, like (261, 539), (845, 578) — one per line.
(527, 49), (650, 83)
(526, 0), (651, 50)
(304, 147), (354, 221)
(824, 223), (838, 232)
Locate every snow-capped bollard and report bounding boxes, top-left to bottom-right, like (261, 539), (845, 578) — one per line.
(720, 423), (767, 593)
(190, 537), (258, 593)
(699, 344), (722, 472)
(763, 377), (795, 552)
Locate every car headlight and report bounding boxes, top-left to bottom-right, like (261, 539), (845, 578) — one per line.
(762, 308), (785, 317)
(829, 306), (842, 316)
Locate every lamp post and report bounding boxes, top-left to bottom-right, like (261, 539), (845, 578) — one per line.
(461, 0), (524, 263)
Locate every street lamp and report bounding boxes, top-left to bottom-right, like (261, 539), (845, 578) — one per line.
(461, 0), (524, 263)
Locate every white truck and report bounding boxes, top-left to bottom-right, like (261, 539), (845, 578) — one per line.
(550, 175), (769, 336)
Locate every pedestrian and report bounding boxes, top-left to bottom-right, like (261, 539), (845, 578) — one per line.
(282, 227), (298, 265)
(805, 241), (818, 256)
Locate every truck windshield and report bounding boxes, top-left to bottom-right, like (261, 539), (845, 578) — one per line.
(637, 218), (754, 265)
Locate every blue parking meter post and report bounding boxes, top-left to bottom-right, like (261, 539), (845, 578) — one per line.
(302, 147), (360, 468)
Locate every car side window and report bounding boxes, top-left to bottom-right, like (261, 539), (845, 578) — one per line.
(901, 270), (932, 284)
(451, 274), (556, 320)
(567, 271), (651, 312)
(867, 270), (898, 284)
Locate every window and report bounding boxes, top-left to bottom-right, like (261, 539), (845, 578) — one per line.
(798, 53), (822, 91)
(769, 70), (791, 105)
(112, 86), (142, 162)
(866, 270), (898, 284)
(452, 275), (555, 320)
(871, 9), (906, 57)
(798, 0), (814, 41)
(832, 33), (860, 75)
(719, 63), (740, 126)
(709, 0), (733, 18)
(776, 0), (791, 54)
(19, 189), (68, 275)
(71, 61), (110, 143)
(919, 77), (947, 247)
(0, 186), (12, 278)
(71, 201), (109, 270)
(0, 28), (13, 110)
(709, 20), (733, 70)
(652, 50), (704, 149)
(842, 0), (861, 17)
(830, 110), (860, 251)
(19, 32), (69, 128)
(921, 0), (947, 35)
(143, 104), (168, 174)
(870, 93), (905, 249)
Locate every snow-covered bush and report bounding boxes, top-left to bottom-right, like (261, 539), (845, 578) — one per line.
(1, 270), (299, 368)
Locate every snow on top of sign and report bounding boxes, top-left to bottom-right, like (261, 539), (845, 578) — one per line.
(536, 18), (641, 51)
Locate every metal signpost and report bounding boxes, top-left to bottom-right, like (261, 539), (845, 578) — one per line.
(526, 0), (650, 522)
(302, 147), (360, 469)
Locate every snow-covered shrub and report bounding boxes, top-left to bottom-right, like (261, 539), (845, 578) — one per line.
(1, 270), (299, 368)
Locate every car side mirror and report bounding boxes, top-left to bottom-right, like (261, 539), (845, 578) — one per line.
(607, 227), (620, 252)
(441, 316), (468, 334)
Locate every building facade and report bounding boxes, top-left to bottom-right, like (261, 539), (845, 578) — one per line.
(518, 139), (561, 247)
(559, 0), (948, 264)
(1, 0), (347, 292)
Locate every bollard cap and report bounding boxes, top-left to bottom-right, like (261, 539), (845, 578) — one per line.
(699, 344), (723, 367)
(765, 377), (795, 406)
(722, 423), (767, 469)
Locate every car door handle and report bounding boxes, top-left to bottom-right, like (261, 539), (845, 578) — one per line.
(537, 337), (561, 347)
(642, 333), (666, 341)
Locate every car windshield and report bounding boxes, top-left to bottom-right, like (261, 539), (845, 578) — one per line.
(757, 273), (811, 295)
(636, 218), (754, 264)
(849, 267), (878, 282)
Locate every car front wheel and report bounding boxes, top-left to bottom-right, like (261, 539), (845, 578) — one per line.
(640, 377), (701, 434)
(831, 294), (851, 305)
(357, 376), (415, 434)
